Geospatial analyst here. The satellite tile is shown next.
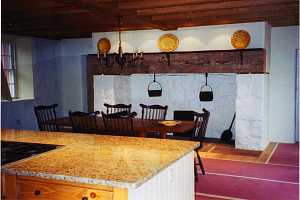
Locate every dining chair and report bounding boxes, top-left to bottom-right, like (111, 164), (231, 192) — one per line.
(34, 104), (60, 132)
(101, 111), (137, 136)
(167, 108), (210, 180)
(103, 103), (131, 115)
(69, 111), (100, 133)
(139, 104), (168, 138)
(139, 104), (168, 120)
(193, 109), (210, 177)
(173, 110), (195, 137)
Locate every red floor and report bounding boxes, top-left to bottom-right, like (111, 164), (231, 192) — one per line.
(196, 143), (299, 200)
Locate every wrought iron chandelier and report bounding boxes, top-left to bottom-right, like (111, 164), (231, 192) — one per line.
(97, 16), (143, 67)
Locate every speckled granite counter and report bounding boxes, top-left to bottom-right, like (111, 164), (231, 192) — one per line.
(1, 129), (199, 189)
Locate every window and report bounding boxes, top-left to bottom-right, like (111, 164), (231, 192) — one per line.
(1, 40), (17, 98)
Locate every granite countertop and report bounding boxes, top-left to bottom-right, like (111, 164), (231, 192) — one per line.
(1, 129), (199, 189)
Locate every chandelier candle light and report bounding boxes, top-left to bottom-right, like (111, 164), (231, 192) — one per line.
(97, 16), (143, 67)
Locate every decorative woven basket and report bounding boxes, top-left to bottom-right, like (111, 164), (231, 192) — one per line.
(158, 33), (179, 52)
(231, 30), (251, 49)
(97, 38), (111, 54)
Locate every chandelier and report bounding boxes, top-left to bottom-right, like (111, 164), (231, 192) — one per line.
(97, 16), (144, 67)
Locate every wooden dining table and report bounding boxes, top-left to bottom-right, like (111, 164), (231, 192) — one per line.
(50, 116), (194, 139)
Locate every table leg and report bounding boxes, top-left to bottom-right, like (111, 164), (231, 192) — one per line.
(139, 130), (146, 138)
(161, 130), (167, 139)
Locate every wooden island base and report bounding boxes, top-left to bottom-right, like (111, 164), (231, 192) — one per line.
(2, 173), (127, 200)
(2, 151), (194, 200)
(1, 129), (197, 200)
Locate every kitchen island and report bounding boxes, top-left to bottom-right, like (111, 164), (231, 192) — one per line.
(1, 129), (199, 200)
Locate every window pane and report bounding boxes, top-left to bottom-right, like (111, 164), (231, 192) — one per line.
(2, 56), (14, 69)
(8, 43), (12, 56)
(8, 55), (13, 69)
(9, 84), (15, 98)
(7, 70), (15, 84)
(1, 43), (10, 55)
(2, 56), (8, 69)
(3, 70), (8, 80)
(2, 40), (17, 98)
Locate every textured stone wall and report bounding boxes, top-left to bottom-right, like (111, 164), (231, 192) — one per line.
(94, 73), (236, 139)
(94, 75), (115, 113)
(235, 74), (269, 150)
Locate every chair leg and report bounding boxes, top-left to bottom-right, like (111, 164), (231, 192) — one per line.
(194, 163), (198, 182)
(196, 149), (205, 175)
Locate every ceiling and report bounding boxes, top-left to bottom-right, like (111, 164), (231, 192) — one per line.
(2, 0), (299, 39)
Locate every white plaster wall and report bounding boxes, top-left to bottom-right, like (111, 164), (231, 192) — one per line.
(32, 38), (61, 107)
(92, 22), (267, 53)
(94, 74), (236, 139)
(16, 37), (34, 99)
(94, 75), (115, 113)
(1, 99), (37, 130)
(114, 75), (132, 104)
(59, 38), (93, 115)
(296, 49), (300, 142)
(269, 26), (299, 142)
(235, 74), (269, 150)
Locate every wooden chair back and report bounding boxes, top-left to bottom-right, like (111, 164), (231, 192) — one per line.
(140, 104), (168, 120)
(69, 111), (100, 133)
(173, 110), (195, 137)
(103, 103), (131, 115)
(101, 111), (136, 136)
(174, 110), (195, 121)
(193, 108), (210, 141)
(34, 104), (59, 131)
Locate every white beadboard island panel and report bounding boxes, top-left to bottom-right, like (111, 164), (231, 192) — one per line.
(128, 151), (194, 200)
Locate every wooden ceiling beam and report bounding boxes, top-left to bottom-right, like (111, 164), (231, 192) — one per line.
(137, 0), (298, 16)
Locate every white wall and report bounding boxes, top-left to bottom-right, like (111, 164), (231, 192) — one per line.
(235, 74), (269, 150)
(296, 49), (300, 142)
(1, 99), (37, 130)
(94, 74), (237, 139)
(16, 37), (34, 99)
(59, 38), (94, 115)
(92, 22), (267, 53)
(269, 26), (299, 142)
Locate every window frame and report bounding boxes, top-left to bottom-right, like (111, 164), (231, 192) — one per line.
(1, 38), (18, 99)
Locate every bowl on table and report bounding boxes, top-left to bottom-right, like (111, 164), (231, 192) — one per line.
(158, 120), (182, 127)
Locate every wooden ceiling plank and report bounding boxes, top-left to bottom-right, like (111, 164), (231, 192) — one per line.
(3, 0), (65, 12)
(2, 0), (299, 38)
(119, 0), (225, 10)
(164, 12), (298, 28)
(151, 2), (299, 21)
(137, 0), (299, 16)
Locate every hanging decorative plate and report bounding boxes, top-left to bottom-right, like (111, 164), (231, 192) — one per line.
(158, 33), (179, 52)
(97, 38), (111, 54)
(231, 30), (251, 49)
